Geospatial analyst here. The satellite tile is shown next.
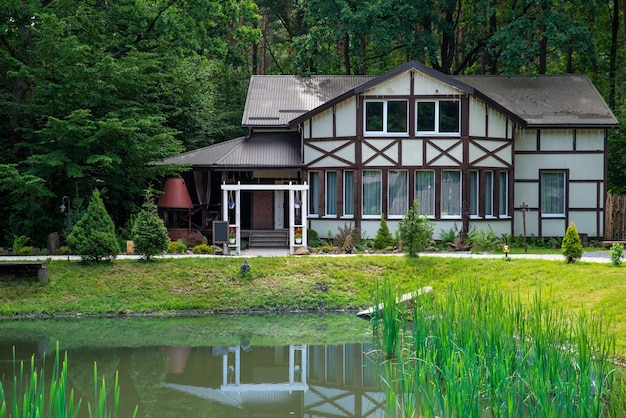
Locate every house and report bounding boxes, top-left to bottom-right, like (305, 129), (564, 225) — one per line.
(159, 61), (618, 250)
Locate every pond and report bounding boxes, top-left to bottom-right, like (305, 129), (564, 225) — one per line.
(0, 314), (386, 418)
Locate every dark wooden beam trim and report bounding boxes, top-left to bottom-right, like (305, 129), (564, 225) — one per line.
(362, 139), (399, 166)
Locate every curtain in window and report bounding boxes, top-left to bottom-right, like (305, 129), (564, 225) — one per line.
(469, 171), (478, 216)
(541, 172), (565, 215)
(362, 170), (381, 216)
(344, 171), (354, 216)
(499, 172), (508, 216)
(388, 170), (408, 216)
(326, 171), (337, 215)
(441, 170), (461, 216)
(485, 171), (493, 216)
(309, 172), (319, 215)
(415, 171), (435, 216)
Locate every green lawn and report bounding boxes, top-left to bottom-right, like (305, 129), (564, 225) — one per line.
(1, 254), (625, 360)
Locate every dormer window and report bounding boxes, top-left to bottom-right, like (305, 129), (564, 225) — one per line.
(365, 100), (408, 135)
(416, 100), (460, 135)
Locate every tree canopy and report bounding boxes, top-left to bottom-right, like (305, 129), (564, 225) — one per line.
(1, 0), (625, 245)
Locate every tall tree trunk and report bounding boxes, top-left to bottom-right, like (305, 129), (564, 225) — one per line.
(609, 0), (619, 108)
(343, 32), (351, 75)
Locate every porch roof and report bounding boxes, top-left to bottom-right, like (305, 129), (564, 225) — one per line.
(159, 132), (301, 168)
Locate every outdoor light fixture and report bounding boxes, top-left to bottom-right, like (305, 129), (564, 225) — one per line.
(60, 196), (70, 213)
(503, 244), (510, 260)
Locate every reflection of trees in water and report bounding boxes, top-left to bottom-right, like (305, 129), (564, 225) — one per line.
(130, 348), (169, 417)
(68, 349), (120, 401)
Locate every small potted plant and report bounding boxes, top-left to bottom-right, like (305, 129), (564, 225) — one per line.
(229, 227), (236, 244)
(294, 228), (302, 244)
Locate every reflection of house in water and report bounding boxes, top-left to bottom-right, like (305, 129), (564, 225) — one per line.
(162, 343), (384, 417)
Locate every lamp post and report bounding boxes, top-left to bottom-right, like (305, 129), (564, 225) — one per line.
(60, 196), (70, 213)
(503, 244), (510, 260)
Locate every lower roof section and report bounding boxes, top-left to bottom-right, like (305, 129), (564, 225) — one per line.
(159, 132), (301, 168)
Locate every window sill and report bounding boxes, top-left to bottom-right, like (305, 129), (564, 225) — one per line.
(308, 214), (320, 219)
(362, 215), (382, 220)
(441, 215), (462, 220)
(322, 215), (337, 219)
(541, 214), (566, 219)
(364, 132), (409, 137)
(341, 215), (354, 220)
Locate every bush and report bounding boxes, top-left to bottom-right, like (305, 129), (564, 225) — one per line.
(307, 228), (323, 247)
(399, 200), (434, 257)
(132, 187), (170, 261)
(12, 235), (30, 254)
(609, 242), (624, 267)
(373, 216), (395, 250)
(17, 246), (33, 256)
(334, 223), (361, 252)
(58, 246), (70, 255)
(192, 244), (213, 254)
(438, 227), (456, 246)
(67, 189), (119, 263)
(561, 222), (583, 263)
(166, 240), (187, 254)
(468, 227), (500, 252)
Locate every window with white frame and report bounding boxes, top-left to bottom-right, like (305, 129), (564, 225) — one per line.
(469, 171), (479, 216)
(499, 171), (509, 216)
(541, 171), (566, 216)
(326, 171), (337, 216)
(415, 170), (435, 217)
(441, 170), (461, 217)
(485, 171), (494, 217)
(416, 100), (460, 134)
(388, 170), (408, 217)
(309, 172), (319, 215)
(365, 100), (408, 134)
(362, 170), (382, 217)
(343, 171), (354, 216)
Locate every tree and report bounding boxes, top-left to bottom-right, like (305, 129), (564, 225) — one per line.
(373, 216), (395, 250)
(399, 200), (434, 257)
(132, 187), (170, 261)
(561, 222), (583, 263)
(67, 190), (119, 263)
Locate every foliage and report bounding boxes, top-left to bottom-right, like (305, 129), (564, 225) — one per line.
(373, 216), (395, 250)
(12, 236), (30, 254)
(166, 240), (188, 254)
(334, 223), (361, 253)
(0, 342), (137, 418)
(192, 244), (213, 254)
(438, 227), (456, 246)
(61, 196), (86, 241)
(377, 279), (622, 417)
(398, 200), (434, 257)
(610, 242), (624, 267)
(467, 227), (500, 252)
(17, 246), (33, 256)
(131, 187), (170, 261)
(562, 222), (583, 263)
(294, 228), (302, 239)
(67, 190), (119, 263)
(306, 228), (323, 247)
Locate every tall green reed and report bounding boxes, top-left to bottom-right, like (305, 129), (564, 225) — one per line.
(376, 278), (625, 417)
(0, 342), (137, 418)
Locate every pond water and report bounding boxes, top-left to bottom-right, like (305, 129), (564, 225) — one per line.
(0, 314), (386, 418)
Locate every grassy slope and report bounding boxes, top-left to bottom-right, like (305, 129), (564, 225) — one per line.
(1, 254), (625, 358)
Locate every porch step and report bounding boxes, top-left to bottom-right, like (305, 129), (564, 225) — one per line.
(248, 230), (289, 248)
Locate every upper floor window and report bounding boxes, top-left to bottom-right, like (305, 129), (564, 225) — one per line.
(365, 100), (408, 134)
(416, 100), (460, 135)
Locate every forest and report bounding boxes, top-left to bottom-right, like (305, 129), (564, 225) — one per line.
(1, 0), (625, 246)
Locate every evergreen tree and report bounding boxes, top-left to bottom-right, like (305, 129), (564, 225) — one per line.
(373, 216), (395, 250)
(399, 200), (434, 257)
(132, 187), (170, 261)
(67, 189), (119, 263)
(561, 222), (583, 263)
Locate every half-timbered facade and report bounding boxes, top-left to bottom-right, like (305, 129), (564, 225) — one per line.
(160, 62), (618, 245)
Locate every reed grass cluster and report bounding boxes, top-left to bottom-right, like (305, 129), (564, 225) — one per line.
(375, 279), (626, 417)
(0, 342), (136, 418)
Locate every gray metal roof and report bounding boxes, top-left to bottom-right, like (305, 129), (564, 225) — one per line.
(453, 74), (619, 128)
(242, 75), (374, 127)
(159, 133), (301, 168)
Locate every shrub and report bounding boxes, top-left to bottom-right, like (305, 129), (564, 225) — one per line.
(166, 240), (187, 254)
(399, 200), (434, 257)
(334, 223), (361, 251)
(12, 235), (30, 254)
(373, 216), (395, 250)
(561, 222), (583, 263)
(58, 246), (70, 255)
(67, 189), (119, 263)
(609, 242), (624, 267)
(17, 246), (33, 256)
(307, 228), (323, 247)
(438, 227), (456, 246)
(468, 227), (500, 252)
(192, 244), (213, 254)
(132, 187), (170, 261)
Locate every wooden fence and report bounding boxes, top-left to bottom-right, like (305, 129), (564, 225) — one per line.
(605, 193), (626, 240)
